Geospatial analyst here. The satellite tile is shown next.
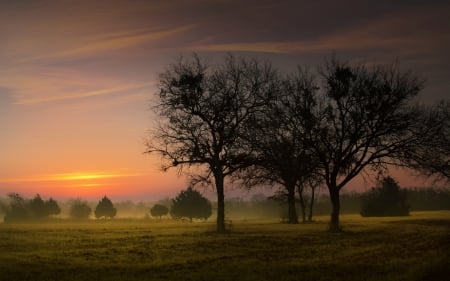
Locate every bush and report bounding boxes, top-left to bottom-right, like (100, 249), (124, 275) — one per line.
(361, 177), (409, 217)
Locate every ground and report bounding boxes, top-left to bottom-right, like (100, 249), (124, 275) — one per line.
(0, 211), (449, 281)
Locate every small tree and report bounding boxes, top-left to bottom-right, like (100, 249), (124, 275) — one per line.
(361, 176), (409, 217)
(171, 186), (212, 221)
(3, 193), (29, 223)
(94, 196), (117, 219)
(45, 198), (61, 217)
(28, 194), (47, 219)
(150, 204), (169, 219)
(69, 200), (91, 219)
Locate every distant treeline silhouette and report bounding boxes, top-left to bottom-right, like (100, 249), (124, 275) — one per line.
(1, 182), (449, 223)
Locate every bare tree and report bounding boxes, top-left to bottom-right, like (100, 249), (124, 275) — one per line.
(145, 54), (277, 232)
(306, 59), (435, 231)
(239, 68), (320, 224)
(400, 101), (450, 183)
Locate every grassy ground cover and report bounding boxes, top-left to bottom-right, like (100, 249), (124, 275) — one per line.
(0, 211), (449, 281)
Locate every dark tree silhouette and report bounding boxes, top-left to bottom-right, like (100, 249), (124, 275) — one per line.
(401, 101), (450, 184)
(3, 193), (60, 222)
(150, 204), (169, 219)
(171, 186), (212, 222)
(305, 59), (437, 231)
(45, 198), (61, 217)
(146, 54), (277, 232)
(3, 193), (28, 223)
(94, 196), (117, 219)
(69, 200), (91, 219)
(240, 68), (320, 224)
(29, 194), (47, 219)
(361, 176), (409, 217)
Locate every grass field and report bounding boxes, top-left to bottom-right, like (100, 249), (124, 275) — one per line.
(0, 211), (449, 281)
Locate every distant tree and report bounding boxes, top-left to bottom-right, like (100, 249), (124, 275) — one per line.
(361, 176), (409, 217)
(94, 196), (117, 219)
(45, 198), (61, 217)
(145, 54), (277, 232)
(150, 204), (169, 219)
(171, 186), (212, 221)
(28, 194), (47, 219)
(69, 200), (91, 219)
(3, 193), (29, 223)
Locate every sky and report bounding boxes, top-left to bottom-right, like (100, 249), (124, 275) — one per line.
(1, 0), (449, 201)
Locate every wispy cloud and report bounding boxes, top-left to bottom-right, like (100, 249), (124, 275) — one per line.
(13, 82), (152, 105)
(19, 24), (196, 63)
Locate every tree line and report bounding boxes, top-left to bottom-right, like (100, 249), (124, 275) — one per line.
(145, 54), (450, 232)
(0, 194), (117, 222)
(0, 187), (212, 223)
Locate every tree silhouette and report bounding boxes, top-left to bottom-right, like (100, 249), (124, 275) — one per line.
(3, 193), (61, 222)
(150, 204), (169, 219)
(361, 176), (409, 217)
(240, 68), (321, 224)
(94, 196), (117, 219)
(69, 200), (91, 219)
(3, 193), (28, 223)
(401, 101), (450, 183)
(171, 186), (212, 222)
(146, 54), (276, 232)
(29, 194), (47, 219)
(45, 198), (61, 217)
(303, 59), (438, 231)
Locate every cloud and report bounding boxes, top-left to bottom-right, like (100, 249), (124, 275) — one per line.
(0, 171), (140, 184)
(19, 24), (197, 63)
(13, 82), (152, 105)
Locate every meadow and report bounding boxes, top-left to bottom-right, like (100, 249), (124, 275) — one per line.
(0, 211), (449, 281)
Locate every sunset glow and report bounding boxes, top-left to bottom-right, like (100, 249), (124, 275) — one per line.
(1, 0), (449, 201)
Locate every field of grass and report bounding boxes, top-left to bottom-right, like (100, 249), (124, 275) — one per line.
(0, 211), (449, 281)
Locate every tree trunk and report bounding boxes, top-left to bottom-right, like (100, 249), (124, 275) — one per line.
(287, 183), (298, 224)
(308, 185), (315, 222)
(215, 172), (226, 233)
(328, 185), (341, 232)
(297, 184), (306, 223)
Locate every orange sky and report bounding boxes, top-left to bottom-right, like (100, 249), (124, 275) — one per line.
(1, 0), (449, 200)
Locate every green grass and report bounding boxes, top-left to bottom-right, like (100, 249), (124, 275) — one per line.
(0, 211), (449, 281)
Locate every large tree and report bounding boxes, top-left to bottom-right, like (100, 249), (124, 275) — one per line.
(145, 55), (277, 232)
(240, 68), (320, 224)
(306, 59), (438, 231)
